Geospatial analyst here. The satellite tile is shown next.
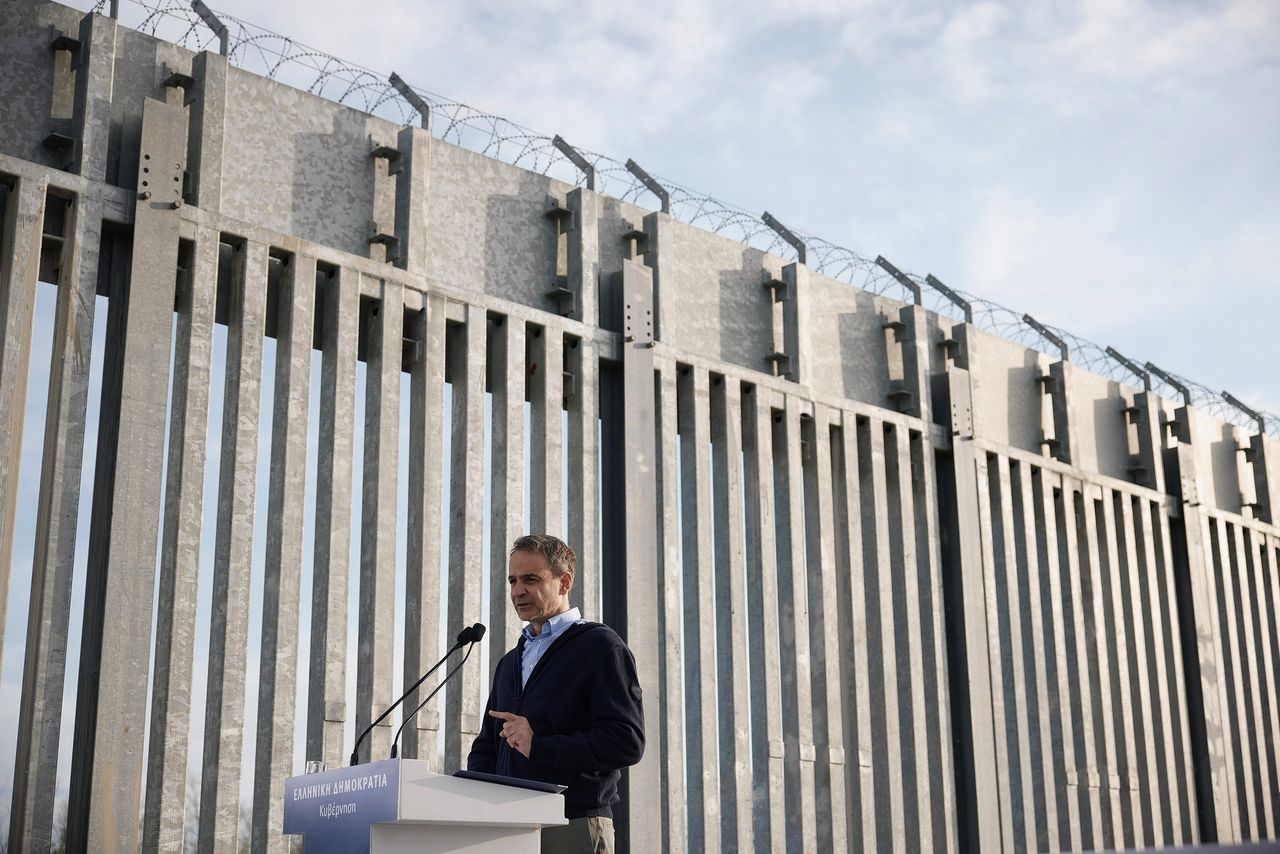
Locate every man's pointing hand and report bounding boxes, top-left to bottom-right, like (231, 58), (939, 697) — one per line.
(490, 710), (534, 758)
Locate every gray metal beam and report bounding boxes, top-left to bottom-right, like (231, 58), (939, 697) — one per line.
(1166, 404), (1237, 840)
(197, 238), (269, 854)
(762, 211), (806, 266)
(252, 251), (317, 850)
(1022, 314), (1069, 361)
(307, 264), (359, 769)
(925, 273), (972, 323)
(443, 303), (487, 770)
(355, 278), (403, 762)
(1147, 362), (1192, 407)
(780, 262), (811, 386)
(402, 291), (447, 760)
(677, 364), (720, 850)
(393, 124), (431, 274)
(613, 260), (663, 851)
(624, 158), (670, 213)
(142, 228), (218, 853)
(552, 135), (595, 191)
(66, 97), (185, 854)
(71, 13), (118, 183)
(567, 187), (598, 326)
(192, 0), (229, 55)
(388, 72), (431, 129)
(0, 176), (45, 690)
(874, 255), (922, 306)
(652, 356), (688, 852)
(566, 334), (600, 615)
(186, 51), (229, 211)
(1105, 346), (1151, 392)
(711, 375), (756, 849)
(806, 404), (849, 852)
(10, 184), (100, 851)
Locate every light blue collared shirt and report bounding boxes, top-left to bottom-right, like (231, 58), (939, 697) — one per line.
(520, 607), (584, 687)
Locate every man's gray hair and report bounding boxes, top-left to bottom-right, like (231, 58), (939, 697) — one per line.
(510, 534), (577, 578)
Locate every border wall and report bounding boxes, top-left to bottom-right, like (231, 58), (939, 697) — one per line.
(1, 1), (1279, 851)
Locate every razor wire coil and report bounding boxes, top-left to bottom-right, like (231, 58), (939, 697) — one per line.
(82, 0), (1277, 438)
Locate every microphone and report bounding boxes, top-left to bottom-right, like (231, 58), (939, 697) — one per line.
(349, 624), (479, 766)
(390, 623), (486, 758)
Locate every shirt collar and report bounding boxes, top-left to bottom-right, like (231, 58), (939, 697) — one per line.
(522, 607), (582, 641)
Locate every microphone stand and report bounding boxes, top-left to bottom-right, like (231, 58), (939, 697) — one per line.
(350, 628), (471, 766)
(390, 640), (478, 758)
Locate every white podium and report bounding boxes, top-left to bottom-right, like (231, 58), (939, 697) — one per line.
(282, 759), (567, 853)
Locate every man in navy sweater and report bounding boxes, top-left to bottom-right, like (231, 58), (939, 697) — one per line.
(467, 534), (644, 854)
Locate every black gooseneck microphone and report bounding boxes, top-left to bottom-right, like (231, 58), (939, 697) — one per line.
(349, 623), (481, 766)
(390, 623), (486, 759)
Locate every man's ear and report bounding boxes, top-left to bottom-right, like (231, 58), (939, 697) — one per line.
(560, 571), (573, 597)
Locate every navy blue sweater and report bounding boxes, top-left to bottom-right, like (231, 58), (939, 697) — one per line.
(466, 622), (645, 819)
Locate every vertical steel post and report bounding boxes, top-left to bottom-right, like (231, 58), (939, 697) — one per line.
(66, 97), (184, 854)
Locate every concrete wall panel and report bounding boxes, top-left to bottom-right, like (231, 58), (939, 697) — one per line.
(0, 0), (81, 167)
(424, 142), (561, 306)
(221, 66), (401, 256)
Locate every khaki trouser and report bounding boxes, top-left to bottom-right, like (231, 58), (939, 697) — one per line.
(540, 816), (614, 854)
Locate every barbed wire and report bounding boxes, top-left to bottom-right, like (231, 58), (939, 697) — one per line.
(80, 0), (1276, 438)
(1040, 325), (1151, 390)
(1151, 370), (1271, 435)
(662, 184), (792, 257)
(963, 295), (1053, 352)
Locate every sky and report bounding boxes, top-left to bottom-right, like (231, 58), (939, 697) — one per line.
(3, 0), (1279, 843)
(193, 0), (1280, 412)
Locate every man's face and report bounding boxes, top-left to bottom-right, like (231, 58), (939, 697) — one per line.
(508, 549), (572, 629)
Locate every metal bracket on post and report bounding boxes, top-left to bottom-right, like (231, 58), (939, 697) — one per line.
(624, 158), (670, 214)
(162, 64), (193, 93)
(762, 212), (806, 265)
(762, 273), (789, 376)
(50, 31), (81, 59)
(552, 135), (595, 191)
(1105, 346), (1151, 391)
(547, 276), (575, 318)
(1145, 361), (1193, 446)
(1024, 314), (1072, 462)
(1022, 314), (1069, 361)
(1145, 362), (1191, 405)
(1221, 391), (1269, 518)
(44, 31), (80, 165)
(765, 351), (791, 376)
(927, 274), (975, 370)
(621, 221), (649, 260)
(388, 72), (430, 131)
(191, 0), (229, 56)
(1221, 391), (1266, 436)
(1106, 347), (1158, 486)
(369, 135), (403, 175)
(873, 256), (927, 415)
(367, 220), (400, 263)
(925, 273), (972, 322)
(874, 255), (923, 305)
(41, 125), (75, 166)
(544, 195), (572, 232)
